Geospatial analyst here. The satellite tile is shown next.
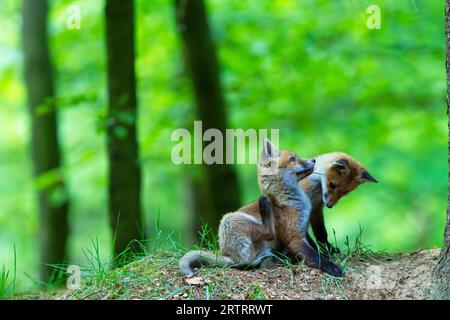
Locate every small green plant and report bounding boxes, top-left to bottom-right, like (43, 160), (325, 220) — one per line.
(320, 275), (347, 300)
(0, 245), (16, 299)
(271, 252), (296, 288)
(197, 222), (219, 253)
(0, 265), (11, 298)
(342, 224), (390, 262)
(246, 284), (266, 300)
(82, 236), (109, 285)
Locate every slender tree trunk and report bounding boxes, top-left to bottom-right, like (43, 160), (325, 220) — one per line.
(105, 0), (143, 258)
(182, 169), (214, 246)
(174, 0), (241, 233)
(430, 0), (450, 299)
(22, 0), (69, 283)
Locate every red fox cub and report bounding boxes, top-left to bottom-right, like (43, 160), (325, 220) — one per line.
(240, 152), (377, 255)
(179, 139), (317, 276)
(257, 139), (342, 277)
(302, 152), (377, 254)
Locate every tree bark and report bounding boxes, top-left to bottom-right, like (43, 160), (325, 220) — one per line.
(105, 0), (143, 259)
(430, 0), (450, 300)
(22, 0), (69, 283)
(174, 0), (241, 233)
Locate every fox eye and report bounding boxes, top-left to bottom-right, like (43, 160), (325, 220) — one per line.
(329, 183), (336, 190)
(289, 156), (296, 162)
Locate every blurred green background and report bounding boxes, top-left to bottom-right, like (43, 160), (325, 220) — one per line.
(0, 0), (447, 292)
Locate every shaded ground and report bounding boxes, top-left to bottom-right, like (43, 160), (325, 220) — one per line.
(33, 248), (440, 300)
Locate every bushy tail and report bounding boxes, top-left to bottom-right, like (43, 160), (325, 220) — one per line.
(179, 250), (234, 276)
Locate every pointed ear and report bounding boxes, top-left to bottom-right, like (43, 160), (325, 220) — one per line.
(261, 138), (280, 160)
(358, 170), (378, 183)
(331, 159), (351, 175)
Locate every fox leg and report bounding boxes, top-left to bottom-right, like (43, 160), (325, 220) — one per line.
(257, 195), (275, 241)
(310, 207), (340, 254)
(286, 236), (342, 277)
(234, 196), (274, 245)
(306, 232), (319, 251)
(238, 196), (276, 267)
(306, 232), (337, 257)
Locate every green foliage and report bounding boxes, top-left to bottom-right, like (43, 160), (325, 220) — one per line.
(0, 0), (446, 293)
(246, 284), (267, 300)
(197, 222), (220, 254)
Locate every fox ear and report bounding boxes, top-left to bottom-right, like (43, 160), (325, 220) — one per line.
(261, 138), (280, 160)
(358, 170), (378, 183)
(331, 159), (351, 175)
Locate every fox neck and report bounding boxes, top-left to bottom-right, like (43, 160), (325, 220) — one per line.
(303, 173), (326, 208)
(259, 170), (311, 212)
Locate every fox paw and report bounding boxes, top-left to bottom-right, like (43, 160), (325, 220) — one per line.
(259, 196), (273, 217)
(321, 262), (343, 277)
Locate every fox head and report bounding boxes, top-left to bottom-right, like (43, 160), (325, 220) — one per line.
(314, 152), (377, 208)
(258, 139), (316, 195)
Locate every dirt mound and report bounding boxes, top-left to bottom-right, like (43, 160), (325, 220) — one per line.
(54, 248), (441, 300)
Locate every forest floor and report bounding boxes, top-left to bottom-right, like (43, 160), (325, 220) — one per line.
(24, 247), (441, 300)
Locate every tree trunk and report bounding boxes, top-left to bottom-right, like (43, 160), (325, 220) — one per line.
(430, 0), (450, 300)
(174, 0), (241, 233)
(105, 0), (144, 259)
(22, 0), (69, 283)
(182, 169), (214, 246)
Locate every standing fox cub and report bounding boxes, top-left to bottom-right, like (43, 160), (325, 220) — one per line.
(302, 152), (377, 253)
(179, 139), (342, 277)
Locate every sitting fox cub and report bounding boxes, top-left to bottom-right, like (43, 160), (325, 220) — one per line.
(241, 152), (377, 255)
(257, 139), (342, 276)
(179, 139), (342, 277)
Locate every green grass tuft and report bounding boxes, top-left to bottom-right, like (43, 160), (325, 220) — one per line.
(0, 245), (16, 299)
